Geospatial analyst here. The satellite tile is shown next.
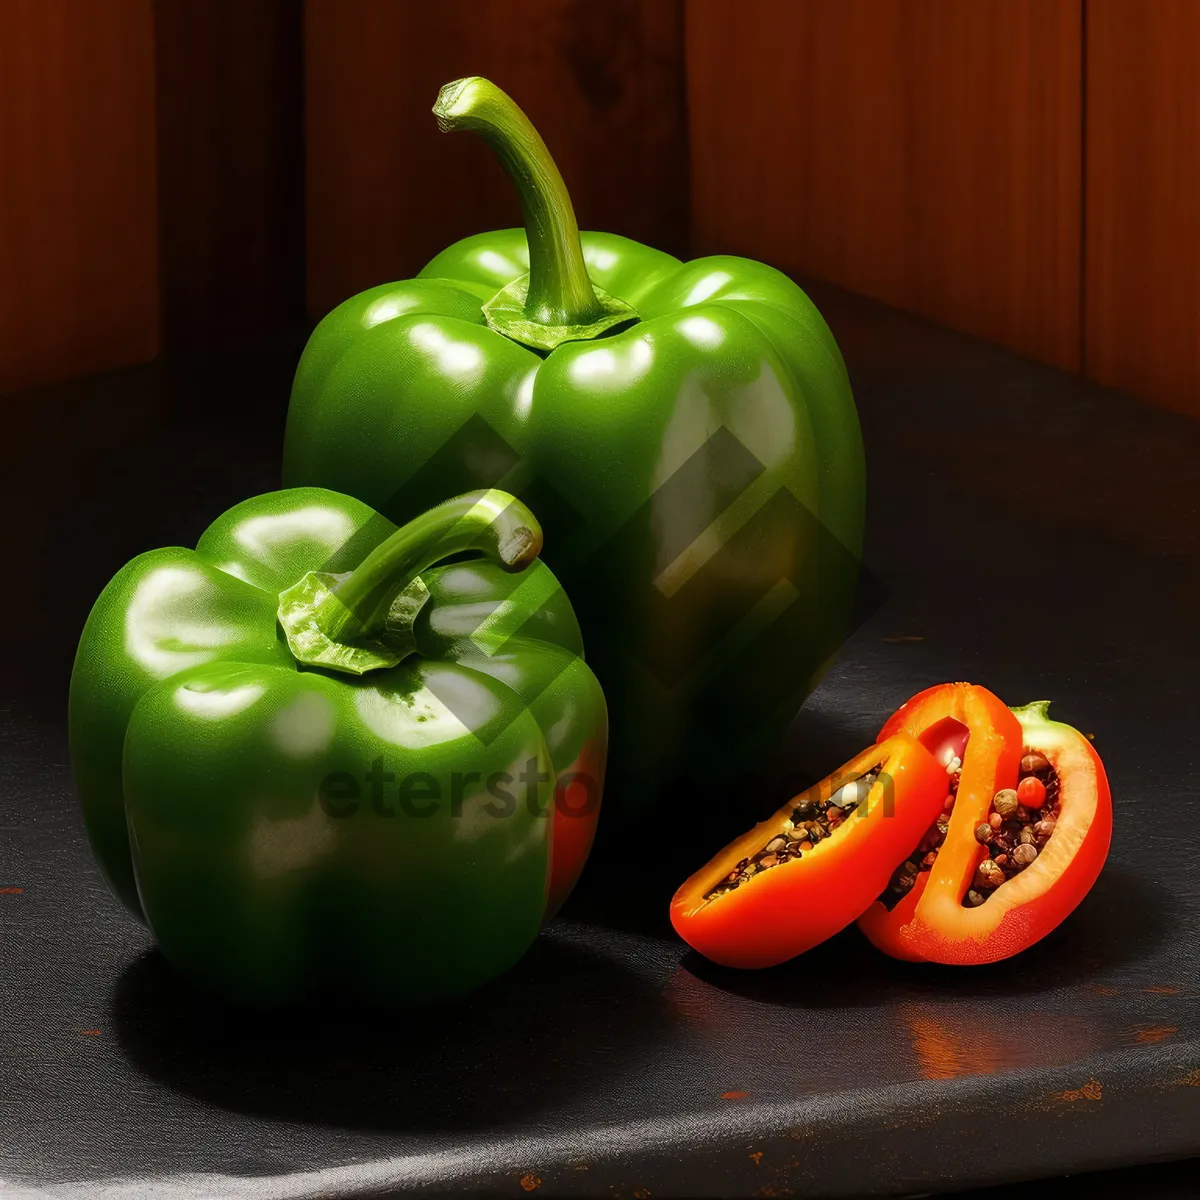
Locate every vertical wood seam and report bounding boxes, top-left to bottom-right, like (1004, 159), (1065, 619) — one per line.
(1079, 0), (1089, 379)
(676, 0), (692, 260)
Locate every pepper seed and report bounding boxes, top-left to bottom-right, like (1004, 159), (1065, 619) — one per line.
(974, 859), (1006, 890)
(992, 789), (1019, 819)
(1011, 843), (1038, 867)
(1034, 817), (1057, 839)
(974, 822), (993, 845)
(1021, 752), (1050, 776)
(918, 828), (940, 854)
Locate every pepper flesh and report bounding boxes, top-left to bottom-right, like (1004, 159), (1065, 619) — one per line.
(670, 733), (949, 968)
(69, 488), (606, 1002)
(858, 685), (1111, 964)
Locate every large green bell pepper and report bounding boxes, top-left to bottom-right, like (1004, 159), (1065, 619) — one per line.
(69, 488), (606, 1003)
(283, 77), (865, 818)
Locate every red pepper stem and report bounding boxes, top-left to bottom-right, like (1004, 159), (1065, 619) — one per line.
(318, 490), (541, 642)
(433, 76), (604, 329)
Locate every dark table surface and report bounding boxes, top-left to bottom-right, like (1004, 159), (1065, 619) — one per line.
(2, 283), (1198, 1199)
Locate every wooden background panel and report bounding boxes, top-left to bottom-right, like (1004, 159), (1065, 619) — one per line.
(1085, 0), (1200, 418)
(154, 1), (305, 349)
(304, 0), (687, 319)
(0, 0), (159, 393)
(686, 0), (1083, 372)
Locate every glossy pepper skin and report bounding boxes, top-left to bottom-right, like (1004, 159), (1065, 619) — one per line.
(670, 733), (949, 968)
(69, 488), (606, 1004)
(858, 684), (1112, 965)
(283, 77), (865, 816)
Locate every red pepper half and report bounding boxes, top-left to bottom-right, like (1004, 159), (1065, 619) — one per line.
(858, 684), (1112, 964)
(671, 734), (949, 968)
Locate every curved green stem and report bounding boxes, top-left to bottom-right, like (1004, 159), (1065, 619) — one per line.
(434, 76), (603, 329)
(326, 490), (540, 641)
(278, 491), (542, 676)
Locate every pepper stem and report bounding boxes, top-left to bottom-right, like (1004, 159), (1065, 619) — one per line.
(277, 491), (541, 676)
(433, 77), (636, 351)
(1011, 700), (1053, 723)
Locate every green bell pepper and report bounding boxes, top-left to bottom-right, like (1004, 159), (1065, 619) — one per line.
(283, 77), (865, 815)
(69, 488), (606, 1004)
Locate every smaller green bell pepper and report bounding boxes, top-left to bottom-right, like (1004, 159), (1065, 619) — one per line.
(69, 488), (606, 1004)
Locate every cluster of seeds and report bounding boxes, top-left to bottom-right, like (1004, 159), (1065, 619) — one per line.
(882, 744), (963, 904)
(963, 750), (1060, 907)
(704, 766), (882, 900)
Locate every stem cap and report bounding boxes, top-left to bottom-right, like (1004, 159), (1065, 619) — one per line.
(433, 76), (637, 351)
(277, 490), (542, 676)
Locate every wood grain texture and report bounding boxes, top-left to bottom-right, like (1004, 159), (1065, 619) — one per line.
(304, 0), (687, 318)
(155, 0), (305, 348)
(687, 0), (1083, 372)
(1085, 0), (1200, 417)
(0, 0), (158, 392)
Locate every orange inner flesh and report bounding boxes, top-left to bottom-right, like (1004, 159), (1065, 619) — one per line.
(704, 759), (885, 900)
(948, 721), (1105, 922)
(689, 743), (898, 908)
(878, 718), (966, 907)
(880, 725), (1064, 909)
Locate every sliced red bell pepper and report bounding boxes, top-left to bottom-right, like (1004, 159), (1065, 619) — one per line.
(858, 684), (1112, 964)
(671, 733), (950, 968)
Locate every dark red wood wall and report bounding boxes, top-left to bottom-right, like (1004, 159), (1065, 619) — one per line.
(3, 1), (1199, 418)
